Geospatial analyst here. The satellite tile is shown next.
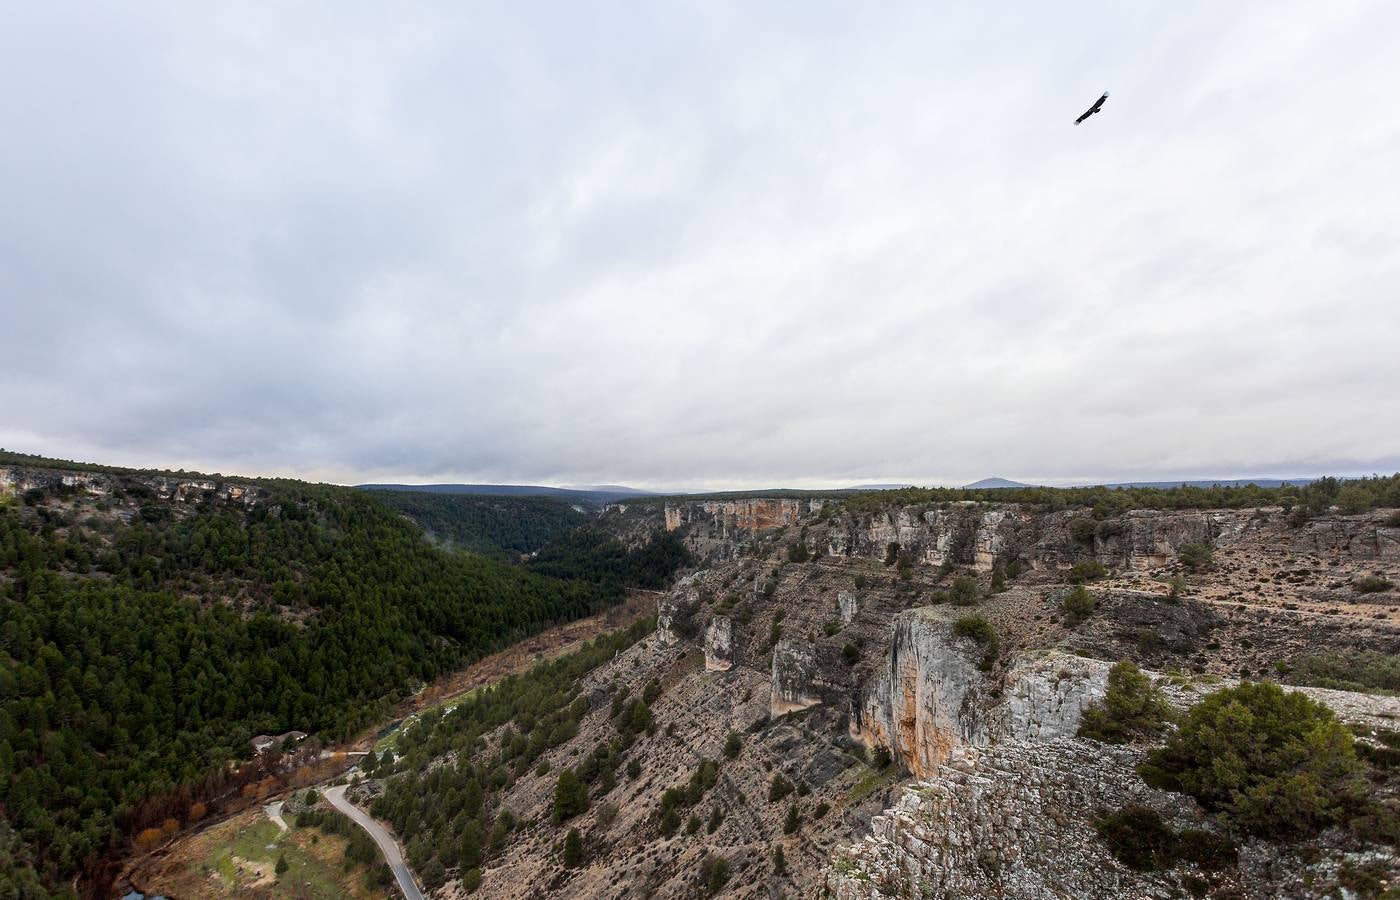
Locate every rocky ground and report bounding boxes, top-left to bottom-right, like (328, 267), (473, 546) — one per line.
(370, 499), (1400, 899)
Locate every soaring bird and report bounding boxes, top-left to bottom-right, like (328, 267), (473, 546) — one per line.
(1075, 91), (1109, 125)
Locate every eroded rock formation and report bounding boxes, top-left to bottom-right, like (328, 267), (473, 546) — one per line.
(704, 615), (733, 671)
(771, 639), (822, 717)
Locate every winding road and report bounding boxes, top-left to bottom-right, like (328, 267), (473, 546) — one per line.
(324, 784), (424, 900)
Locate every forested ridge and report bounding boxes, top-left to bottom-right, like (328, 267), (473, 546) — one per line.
(0, 456), (688, 895)
(364, 489), (587, 558)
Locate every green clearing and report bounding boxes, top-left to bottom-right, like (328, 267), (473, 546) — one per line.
(194, 816), (373, 899)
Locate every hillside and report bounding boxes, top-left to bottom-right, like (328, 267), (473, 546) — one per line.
(340, 489), (1400, 899)
(364, 489), (589, 558)
(0, 454), (687, 895)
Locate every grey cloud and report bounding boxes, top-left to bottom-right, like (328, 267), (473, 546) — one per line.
(2, 1), (1399, 490)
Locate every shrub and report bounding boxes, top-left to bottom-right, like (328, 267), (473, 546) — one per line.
(842, 643), (860, 665)
(701, 854), (730, 896)
(723, 731), (741, 760)
(1139, 682), (1366, 839)
(1069, 560), (1107, 583)
(1355, 575), (1394, 594)
(990, 562), (1007, 593)
(462, 868), (483, 892)
(706, 806), (723, 834)
(952, 615), (999, 671)
(773, 844), (787, 875)
(562, 828), (584, 867)
(1094, 805), (1176, 871)
(783, 803), (801, 834)
(1078, 661), (1170, 743)
(552, 769), (589, 822)
(275, 854), (289, 877)
(950, 575), (980, 606)
(1095, 806), (1237, 872)
(1174, 829), (1238, 871)
(1177, 543), (1213, 572)
(1062, 585), (1096, 626)
(626, 758), (642, 779)
(884, 542), (901, 565)
(768, 774), (794, 803)
(1071, 517), (1099, 545)
(813, 801), (831, 819)
(1167, 576), (1186, 601)
(870, 745), (892, 770)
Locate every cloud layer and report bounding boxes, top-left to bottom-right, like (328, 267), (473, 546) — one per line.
(3, 2), (1398, 489)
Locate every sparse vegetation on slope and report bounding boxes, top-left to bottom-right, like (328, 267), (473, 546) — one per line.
(369, 617), (654, 890)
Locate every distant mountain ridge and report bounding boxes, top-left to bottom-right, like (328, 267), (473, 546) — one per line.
(962, 476), (1325, 491)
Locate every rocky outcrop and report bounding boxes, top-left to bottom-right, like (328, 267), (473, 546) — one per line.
(854, 617), (1400, 780)
(837, 591), (859, 624)
(828, 740), (1207, 900)
(849, 611), (992, 778)
(992, 652), (1111, 742)
(771, 639), (822, 717)
(0, 465), (259, 506)
(833, 505), (1304, 573)
(661, 498), (803, 534)
(656, 574), (703, 645)
(703, 616), (733, 671)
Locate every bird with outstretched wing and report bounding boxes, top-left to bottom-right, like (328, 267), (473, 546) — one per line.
(1075, 91), (1109, 125)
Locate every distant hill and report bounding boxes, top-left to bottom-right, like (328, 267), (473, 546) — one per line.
(964, 477), (1033, 490)
(356, 483), (654, 507)
(959, 476), (1323, 491)
(366, 489), (588, 557)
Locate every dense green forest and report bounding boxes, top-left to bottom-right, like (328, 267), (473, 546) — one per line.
(0, 458), (687, 895)
(364, 489), (587, 558)
(525, 526), (692, 591)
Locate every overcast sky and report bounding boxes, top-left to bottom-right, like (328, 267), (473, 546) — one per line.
(3, 2), (1398, 490)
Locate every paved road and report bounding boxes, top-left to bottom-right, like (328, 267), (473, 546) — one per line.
(324, 784), (424, 900)
(263, 800), (288, 833)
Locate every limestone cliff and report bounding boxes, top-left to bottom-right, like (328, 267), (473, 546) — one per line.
(770, 639), (822, 717)
(848, 611), (992, 778)
(703, 615), (733, 671)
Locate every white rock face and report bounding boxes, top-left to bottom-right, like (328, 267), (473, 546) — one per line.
(704, 616), (733, 671)
(994, 652), (1112, 741)
(973, 509), (1011, 571)
(850, 611), (991, 778)
(770, 639), (821, 717)
(837, 591), (859, 624)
